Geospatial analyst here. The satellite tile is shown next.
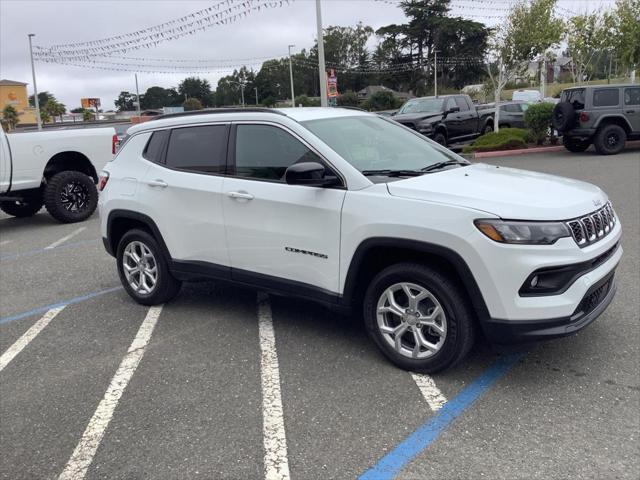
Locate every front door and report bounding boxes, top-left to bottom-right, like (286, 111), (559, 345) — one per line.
(222, 123), (346, 296)
(140, 124), (231, 268)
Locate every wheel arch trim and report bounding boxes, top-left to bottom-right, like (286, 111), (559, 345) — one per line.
(105, 209), (171, 260)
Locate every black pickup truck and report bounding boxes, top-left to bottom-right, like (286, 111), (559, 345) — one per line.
(392, 94), (495, 146)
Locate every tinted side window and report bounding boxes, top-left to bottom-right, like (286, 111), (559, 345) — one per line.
(502, 104), (520, 113)
(454, 96), (470, 111)
(564, 89), (585, 109)
(165, 125), (228, 173)
(234, 124), (322, 181)
(444, 98), (456, 111)
(624, 87), (640, 105)
(593, 89), (620, 107)
(143, 130), (169, 163)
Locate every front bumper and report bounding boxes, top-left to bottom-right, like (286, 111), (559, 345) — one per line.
(482, 270), (616, 343)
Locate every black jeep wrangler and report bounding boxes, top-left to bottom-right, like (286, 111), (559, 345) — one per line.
(552, 85), (640, 155)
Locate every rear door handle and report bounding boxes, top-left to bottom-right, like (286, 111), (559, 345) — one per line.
(147, 179), (168, 188)
(227, 191), (254, 200)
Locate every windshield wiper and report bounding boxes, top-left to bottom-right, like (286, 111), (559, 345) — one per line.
(421, 160), (469, 172)
(361, 169), (425, 177)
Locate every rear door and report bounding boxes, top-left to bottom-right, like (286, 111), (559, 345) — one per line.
(453, 96), (476, 137)
(139, 123), (231, 268)
(0, 130), (10, 193)
(222, 122), (346, 296)
(624, 87), (640, 132)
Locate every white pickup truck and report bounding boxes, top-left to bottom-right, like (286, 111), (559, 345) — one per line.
(0, 127), (116, 223)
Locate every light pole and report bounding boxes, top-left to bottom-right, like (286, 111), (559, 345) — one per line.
(135, 73), (141, 116)
(315, 0), (328, 107)
(27, 34), (42, 130)
(433, 49), (440, 97)
(288, 44), (296, 107)
(254, 87), (259, 105)
(229, 80), (246, 107)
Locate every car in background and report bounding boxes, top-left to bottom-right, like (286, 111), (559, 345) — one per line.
(553, 84), (640, 155)
(478, 101), (530, 129)
(393, 94), (495, 147)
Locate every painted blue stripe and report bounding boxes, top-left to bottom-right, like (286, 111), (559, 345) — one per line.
(0, 286), (123, 325)
(0, 238), (100, 262)
(359, 352), (525, 480)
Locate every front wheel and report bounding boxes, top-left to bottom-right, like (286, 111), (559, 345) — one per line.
(363, 263), (475, 373)
(44, 171), (98, 223)
(563, 136), (590, 153)
(0, 197), (43, 217)
(117, 229), (182, 305)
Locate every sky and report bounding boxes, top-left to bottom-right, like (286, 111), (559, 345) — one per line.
(0, 0), (616, 110)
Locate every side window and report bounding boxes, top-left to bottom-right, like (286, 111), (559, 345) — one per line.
(624, 87), (640, 106)
(444, 98), (456, 111)
(165, 125), (228, 174)
(454, 96), (470, 111)
(593, 89), (620, 107)
(234, 124), (322, 182)
(142, 130), (169, 163)
(566, 89), (585, 109)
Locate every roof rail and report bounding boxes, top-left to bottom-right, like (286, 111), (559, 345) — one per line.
(149, 107), (287, 121)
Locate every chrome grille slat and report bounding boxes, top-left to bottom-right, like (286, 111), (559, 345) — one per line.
(566, 202), (616, 248)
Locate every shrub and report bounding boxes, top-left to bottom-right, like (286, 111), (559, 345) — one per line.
(337, 90), (360, 107)
(463, 128), (529, 153)
(294, 95), (320, 107)
(363, 91), (403, 111)
(524, 102), (554, 145)
(183, 97), (203, 111)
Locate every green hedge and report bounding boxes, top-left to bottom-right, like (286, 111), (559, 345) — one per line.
(524, 103), (554, 145)
(463, 128), (529, 153)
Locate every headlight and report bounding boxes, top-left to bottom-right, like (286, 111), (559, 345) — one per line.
(474, 219), (571, 245)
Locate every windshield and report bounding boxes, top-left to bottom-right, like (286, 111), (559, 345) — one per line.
(301, 115), (465, 173)
(398, 98), (444, 114)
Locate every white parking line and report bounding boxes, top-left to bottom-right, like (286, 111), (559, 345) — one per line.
(0, 239), (11, 246)
(411, 373), (448, 411)
(0, 306), (65, 372)
(257, 293), (291, 480)
(58, 305), (163, 480)
(45, 227), (86, 250)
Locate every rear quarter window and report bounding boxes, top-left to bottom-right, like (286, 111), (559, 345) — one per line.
(592, 89), (620, 107)
(143, 130), (169, 163)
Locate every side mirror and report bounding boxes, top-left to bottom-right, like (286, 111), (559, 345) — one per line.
(285, 162), (340, 187)
(445, 106), (460, 115)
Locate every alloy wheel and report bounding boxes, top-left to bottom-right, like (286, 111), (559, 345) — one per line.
(122, 241), (158, 295)
(376, 282), (447, 359)
(60, 181), (90, 212)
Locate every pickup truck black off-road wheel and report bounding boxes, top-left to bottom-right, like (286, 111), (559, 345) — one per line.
(117, 229), (182, 305)
(594, 124), (626, 155)
(563, 136), (590, 153)
(433, 132), (447, 146)
(44, 171), (98, 223)
(363, 262), (475, 373)
(0, 197), (43, 217)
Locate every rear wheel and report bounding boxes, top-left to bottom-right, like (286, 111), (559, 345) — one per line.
(117, 229), (182, 305)
(363, 263), (475, 373)
(594, 124), (626, 155)
(44, 170), (98, 223)
(484, 124), (494, 134)
(563, 136), (590, 153)
(0, 197), (43, 217)
(433, 132), (447, 146)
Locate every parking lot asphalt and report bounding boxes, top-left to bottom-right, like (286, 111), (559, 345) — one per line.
(1, 147), (638, 480)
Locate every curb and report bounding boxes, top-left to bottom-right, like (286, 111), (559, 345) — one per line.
(473, 145), (564, 159)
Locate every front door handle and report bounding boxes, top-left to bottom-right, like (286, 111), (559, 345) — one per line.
(147, 179), (168, 188)
(227, 191), (254, 200)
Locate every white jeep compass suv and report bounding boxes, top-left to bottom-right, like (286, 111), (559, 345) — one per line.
(99, 107), (622, 372)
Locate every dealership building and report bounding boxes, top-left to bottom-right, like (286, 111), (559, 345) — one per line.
(0, 79), (38, 125)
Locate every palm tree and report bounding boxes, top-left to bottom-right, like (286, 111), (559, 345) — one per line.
(2, 105), (19, 130)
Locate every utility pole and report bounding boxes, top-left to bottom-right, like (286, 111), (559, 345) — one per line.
(315, 0), (328, 107)
(241, 84), (245, 106)
(135, 73), (141, 116)
(540, 58), (545, 99)
(28, 34), (42, 130)
(433, 49), (440, 97)
(288, 44), (296, 107)
(254, 87), (259, 105)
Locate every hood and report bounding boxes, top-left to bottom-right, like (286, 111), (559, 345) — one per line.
(393, 112), (443, 124)
(386, 163), (607, 220)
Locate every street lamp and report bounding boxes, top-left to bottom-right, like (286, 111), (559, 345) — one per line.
(288, 44), (296, 107)
(27, 34), (42, 130)
(229, 79), (246, 107)
(315, 0), (328, 107)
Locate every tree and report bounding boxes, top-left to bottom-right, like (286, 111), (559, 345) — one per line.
(178, 77), (212, 106)
(141, 86), (180, 109)
(565, 14), (607, 84)
(44, 100), (66, 122)
(182, 98), (203, 111)
(608, 0), (640, 81)
(363, 91), (403, 111)
(40, 109), (51, 124)
(2, 105), (19, 130)
(29, 91), (56, 108)
(114, 91), (137, 111)
(486, 0), (563, 132)
(215, 67), (256, 106)
(70, 107), (85, 113)
(294, 95), (320, 107)
(82, 109), (93, 121)
(337, 90), (360, 107)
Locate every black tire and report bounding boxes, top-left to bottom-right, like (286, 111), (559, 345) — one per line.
(563, 136), (590, 153)
(0, 197), (43, 217)
(594, 124), (626, 155)
(552, 102), (574, 131)
(433, 132), (447, 146)
(483, 124), (494, 134)
(44, 171), (98, 223)
(363, 262), (475, 373)
(116, 229), (182, 305)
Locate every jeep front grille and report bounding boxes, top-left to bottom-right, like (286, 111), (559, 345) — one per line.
(566, 203), (616, 247)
